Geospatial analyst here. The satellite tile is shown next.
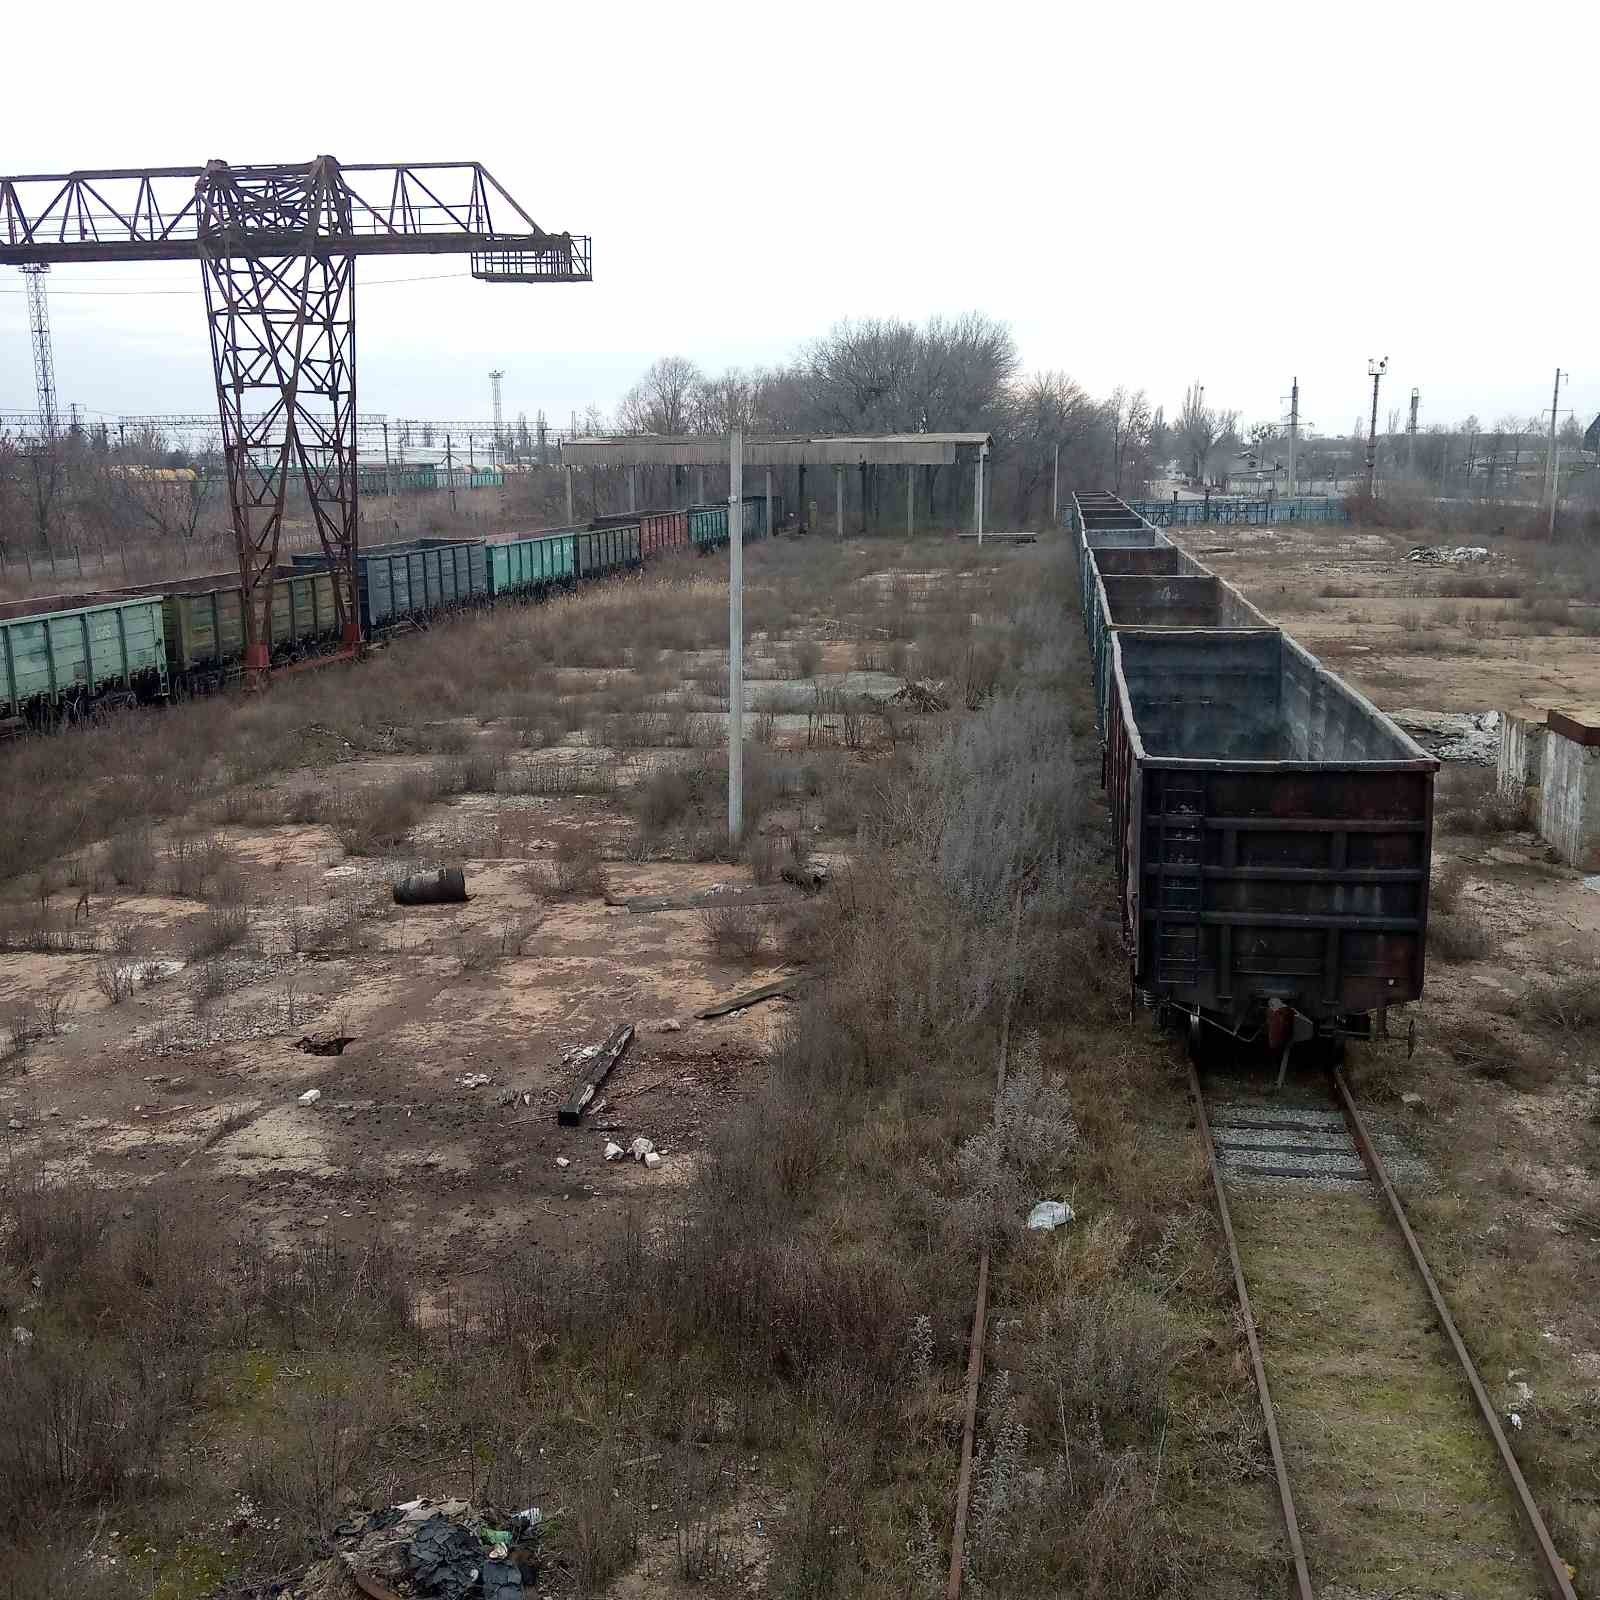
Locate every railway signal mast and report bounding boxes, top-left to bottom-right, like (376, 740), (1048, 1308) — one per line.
(0, 157), (591, 680)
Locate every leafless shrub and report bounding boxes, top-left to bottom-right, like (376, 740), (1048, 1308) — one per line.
(565, 1443), (641, 1592)
(284, 788), (326, 824)
(746, 829), (807, 885)
(529, 836), (609, 899)
(1520, 591), (1572, 629)
(184, 904), (250, 960)
(1510, 973), (1600, 1035)
(166, 832), (238, 899)
(494, 913), (542, 956)
(502, 760), (617, 798)
(4, 1002), (43, 1063)
(93, 958), (137, 1005)
(699, 905), (766, 962)
(1429, 906), (1492, 963)
(634, 767), (698, 831)
(1436, 766), (1527, 835)
(791, 638), (823, 678)
(453, 933), (497, 975)
(104, 828), (157, 890)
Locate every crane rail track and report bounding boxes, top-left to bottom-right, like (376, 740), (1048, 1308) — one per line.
(1188, 1061), (1578, 1600)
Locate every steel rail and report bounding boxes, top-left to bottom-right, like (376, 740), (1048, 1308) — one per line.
(1188, 1062), (1316, 1600)
(1332, 1069), (1577, 1600)
(947, 896), (1023, 1600)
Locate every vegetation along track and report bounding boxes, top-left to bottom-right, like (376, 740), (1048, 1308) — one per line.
(1189, 1061), (1579, 1600)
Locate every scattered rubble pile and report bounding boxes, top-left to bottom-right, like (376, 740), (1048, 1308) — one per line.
(1405, 543), (1491, 566)
(1391, 708), (1501, 765)
(308, 1497), (543, 1600)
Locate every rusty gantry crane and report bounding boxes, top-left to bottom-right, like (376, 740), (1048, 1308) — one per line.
(0, 157), (591, 678)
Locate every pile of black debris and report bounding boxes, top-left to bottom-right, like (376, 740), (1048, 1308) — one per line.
(315, 1498), (543, 1600)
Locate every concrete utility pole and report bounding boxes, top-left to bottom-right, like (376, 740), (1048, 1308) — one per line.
(1051, 441), (1061, 527)
(1545, 367), (1567, 538)
(1286, 377), (1299, 499)
(727, 428), (744, 838)
(834, 465), (844, 541)
(1364, 357), (1388, 497)
(445, 434), (458, 513)
(1406, 388), (1420, 476)
(975, 442), (988, 544)
(381, 420), (393, 497)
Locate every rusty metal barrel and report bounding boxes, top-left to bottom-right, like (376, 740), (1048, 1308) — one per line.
(391, 867), (468, 906)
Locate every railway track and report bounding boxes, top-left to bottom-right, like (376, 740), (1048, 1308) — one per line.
(1190, 1062), (1578, 1600)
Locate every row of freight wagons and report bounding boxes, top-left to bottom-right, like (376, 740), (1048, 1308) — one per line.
(1, 496), (779, 725)
(1069, 491), (1438, 1054)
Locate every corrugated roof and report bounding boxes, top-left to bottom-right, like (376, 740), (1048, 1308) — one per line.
(559, 432), (992, 468)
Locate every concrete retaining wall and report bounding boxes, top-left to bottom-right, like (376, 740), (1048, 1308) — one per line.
(1497, 712), (1546, 803)
(1539, 730), (1600, 871)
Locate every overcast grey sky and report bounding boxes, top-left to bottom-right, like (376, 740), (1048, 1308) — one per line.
(4, 0), (1596, 440)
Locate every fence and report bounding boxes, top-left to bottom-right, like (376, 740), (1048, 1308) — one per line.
(1124, 496), (1350, 527)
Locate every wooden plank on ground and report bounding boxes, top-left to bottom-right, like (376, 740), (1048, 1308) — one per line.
(608, 887), (797, 913)
(695, 974), (809, 1020)
(557, 1023), (635, 1126)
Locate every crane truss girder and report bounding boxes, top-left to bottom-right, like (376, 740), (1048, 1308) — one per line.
(0, 159), (592, 277)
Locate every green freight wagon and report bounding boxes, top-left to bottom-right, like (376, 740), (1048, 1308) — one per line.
(486, 530), (578, 598)
(0, 592), (169, 726)
(153, 569), (343, 689)
(574, 522), (642, 578)
(688, 505), (729, 550)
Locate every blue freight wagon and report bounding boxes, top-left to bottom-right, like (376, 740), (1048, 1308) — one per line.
(295, 538), (489, 632)
(485, 530), (579, 598)
(0, 592), (169, 726)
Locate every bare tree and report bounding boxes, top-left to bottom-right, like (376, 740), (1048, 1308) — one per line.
(106, 465), (217, 541)
(1178, 383), (1239, 486)
(618, 355), (703, 434)
(22, 443), (67, 550)
(692, 367), (761, 434)
(1107, 387), (1156, 492)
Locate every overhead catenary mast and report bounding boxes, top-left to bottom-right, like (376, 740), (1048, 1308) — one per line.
(489, 368), (505, 465)
(0, 156), (591, 680)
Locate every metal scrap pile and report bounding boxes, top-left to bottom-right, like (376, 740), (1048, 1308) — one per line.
(308, 1498), (542, 1600)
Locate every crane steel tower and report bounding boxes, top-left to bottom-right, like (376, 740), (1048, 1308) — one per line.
(0, 156), (591, 678)
(19, 264), (59, 435)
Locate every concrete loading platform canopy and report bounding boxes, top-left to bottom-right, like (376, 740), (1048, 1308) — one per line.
(558, 433), (994, 537)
